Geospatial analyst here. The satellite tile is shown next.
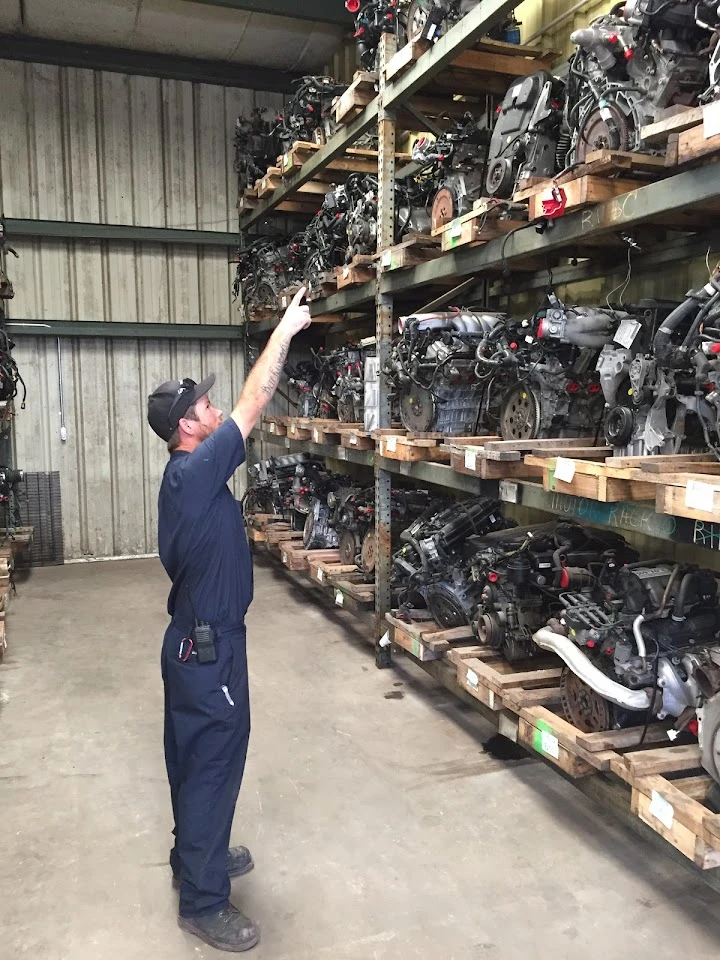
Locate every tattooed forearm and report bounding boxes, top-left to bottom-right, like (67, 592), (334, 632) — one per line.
(259, 333), (292, 398)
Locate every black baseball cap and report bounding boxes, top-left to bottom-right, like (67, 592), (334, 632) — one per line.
(147, 375), (216, 441)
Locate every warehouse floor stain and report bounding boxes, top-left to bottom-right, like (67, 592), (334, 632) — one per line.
(3, 557), (720, 959)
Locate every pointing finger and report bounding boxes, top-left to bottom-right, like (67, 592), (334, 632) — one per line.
(291, 286), (307, 307)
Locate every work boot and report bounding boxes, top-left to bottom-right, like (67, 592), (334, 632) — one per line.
(178, 904), (260, 952)
(172, 846), (254, 887)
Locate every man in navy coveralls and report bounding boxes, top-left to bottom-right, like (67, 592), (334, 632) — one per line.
(146, 288), (310, 952)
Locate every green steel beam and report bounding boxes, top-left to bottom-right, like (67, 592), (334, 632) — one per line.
(238, 100), (380, 230)
(3, 218), (238, 248)
(383, 0), (519, 108)
(7, 320), (244, 340)
(0, 34), (301, 92)
(381, 163), (720, 295)
(490, 229), (720, 299)
(179, 0), (352, 26)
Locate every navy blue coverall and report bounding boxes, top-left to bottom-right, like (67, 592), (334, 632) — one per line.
(158, 418), (254, 918)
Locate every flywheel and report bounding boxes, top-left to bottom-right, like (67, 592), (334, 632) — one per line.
(338, 530), (359, 567)
(500, 385), (541, 441)
(575, 103), (631, 164)
(560, 668), (613, 733)
(360, 530), (376, 574)
(431, 187), (456, 232)
(399, 383), (437, 433)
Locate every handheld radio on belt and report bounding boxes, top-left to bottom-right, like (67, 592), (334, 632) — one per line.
(186, 581), (217, 663)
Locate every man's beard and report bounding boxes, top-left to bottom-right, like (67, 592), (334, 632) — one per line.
(196, 421), (217, 442)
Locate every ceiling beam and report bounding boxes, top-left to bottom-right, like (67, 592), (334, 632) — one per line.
(179, 0), (353, 26)
(3, 218), (238, 247)
(7, 319), (244, 340)
(0, 34), (301, 92)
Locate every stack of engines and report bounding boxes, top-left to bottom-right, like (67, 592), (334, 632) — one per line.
(599, 273), (720, 458)
(331, 485), (436, 575)
(285, 343), (370, 422)
(534, 561), (720, 744)
(348, 0), (518, 71)
(233, 107), (283, 191)
(383, 296), (661, 438)
(486, 0), (720, 198)
(276, 76), (347, 153)
(243, 453), (316, 520)
(232, 238), (299, 324)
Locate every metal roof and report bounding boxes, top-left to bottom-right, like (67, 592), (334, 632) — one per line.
(0, 0), (346, 73)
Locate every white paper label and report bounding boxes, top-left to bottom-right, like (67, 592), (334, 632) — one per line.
(313, 429), (321, 443)
(427, 21), (438, 38)
(335, 589), (344, 606)
(282, 553), (288, 564)
(451, 221), (462, 238)
(554, 457), (576, 483)
(343, 265), (350, 278)
(500, 480), (519, 503)
(386, 435), (397, 452)
(613, 317), (642, 349)
(649, 789), (674, 830)
(487, 690), (496, 709)
(704, 99), (720, 139)
(269, 422), (276, 433)
(686, 479), (716, 512)
(317, 568), (325, 582)
(466, 669), (478, 689)
(382, 250), (392, 267)
(464, 449), (477, 471)
(350, 435), (358, 445)
(540, 731), (560, 759)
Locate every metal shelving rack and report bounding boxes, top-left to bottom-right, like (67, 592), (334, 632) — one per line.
(239, 2), (720, 660)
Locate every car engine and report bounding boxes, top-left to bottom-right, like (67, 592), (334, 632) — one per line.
(599, 280), (720, 457)
(411, 114), (491, 229)
(243, 454), (313, 520)
(233, 238), (296, 323)
(384, 310), (511, 435)
(422, 521), (638, 662)
(276, 75), (347, 153)
(534, 561), (720, 732)
(234, 106), (283, 191)
(392, 496), (514, 602)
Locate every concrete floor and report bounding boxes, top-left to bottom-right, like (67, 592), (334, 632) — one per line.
(4, 559), (720, 959)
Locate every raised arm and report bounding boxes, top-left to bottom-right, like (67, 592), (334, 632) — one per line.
(232, 287), (311, 438)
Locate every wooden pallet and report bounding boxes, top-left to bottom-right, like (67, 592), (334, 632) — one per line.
(377, 432), (491, 462)
(334, 70), (378, 125)
(335, 256), (376, 290)
(262, 416), (289, 438)
(306, 271), (337, 301)
(331, 577), (375, 613)
(340, 428), (375, 451)
(310, 421), (365, 445)
(277, 140), (411, 177)
(237, 188), (319, 216)
(512, 148), (671, 226)
(641, 102), (720, 168)
(448, 437), (544, 480)
(264, 524), (304, 547)
(308, 558), (361, 587)
(387, 612), (490, 662)
(279, 542), (341, 572)
(247, 513), (290, 543)
(378, 234), (441, 272)
(286, 417), (341, 442)
(384, 36), (557, 90)
(436, 203), (525, 252)
(524, 450), (658, 502)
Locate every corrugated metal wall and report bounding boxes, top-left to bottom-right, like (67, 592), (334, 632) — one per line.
(0, 58), (286, 559)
